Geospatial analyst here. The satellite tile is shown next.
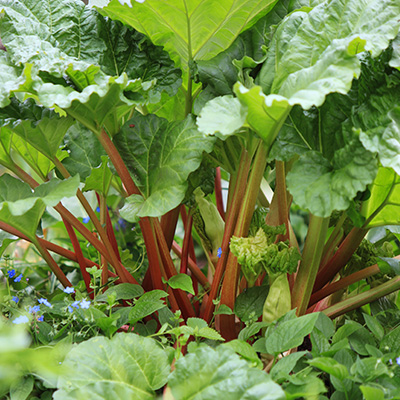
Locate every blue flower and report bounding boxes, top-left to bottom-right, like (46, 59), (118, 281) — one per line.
(14, 274), (23, 282)
(12, 315), (29, 324)
(82, 216), (90, 223)
(217, 247), (222, 258)
(12, 296), (19, 303)
(71, 301), (80, 309)
(29, 305), (40, 314)
(67, 306), (73, 313)
(80, 299), (91, 309)
(7, 269), (16, 279)
(396, 357), (400, 366)
(96, 206), (100, 212)
(63, 287), (75, 294)
(38, 298), (52, 308)
(37, 315), (44, 322)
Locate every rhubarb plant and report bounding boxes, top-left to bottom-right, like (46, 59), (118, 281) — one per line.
(1, 0), (400, 395)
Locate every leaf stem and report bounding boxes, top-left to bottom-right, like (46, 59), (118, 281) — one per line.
(31, 236), (72, 288)
(52, 157), (133, 283)
(219, 141), (268, 339)
(200, 148), (252, 323)
(291, 214), (330, 316)
(322, 275), (400, 319)
(308, 263), (382, 308)
(314, 227), (368, 292)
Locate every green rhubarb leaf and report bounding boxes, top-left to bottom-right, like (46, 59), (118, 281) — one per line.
(287, 145), (377, 218)
(36, 73), (149, 135)
(83, 156), (113, 195)
(54, 333), (170, 400)
(234, 84), (290, 147)
(0, 98), (74, 160)
(98, 18), (182, 100)
(195, 0), (324, 100)
(0, 174), (80, 238)
(390, 35), (400, 69)
(232, 0), (400, 153)
(197, 96), (247, 139)
(11, 134), (56, 180)
(0, 0), (105, 75)
(115, 114), (215, 219)
(361, 167), (400, 228)
(97, 0), (278, 80)
(0, 53), (29, 108)
(258, 0), (400, 108)
(357, 102), (400, 175)
(168, 345), (285, 400)
(0, 126), (15, 169)
(61, 123), (107, 180)
(269, 51), (400, 217)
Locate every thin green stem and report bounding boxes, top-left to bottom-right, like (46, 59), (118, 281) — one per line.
(291, 214), (330, 316)
(323, 275), (400, 319)
(320, 212), (346, 268)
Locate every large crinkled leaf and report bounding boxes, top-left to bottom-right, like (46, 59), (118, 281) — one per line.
(0, 0), (105, 75)
(361, 167), (400, 228)
(258, 0), (400, 109)
(0, 174), (80, 238)
(36, 73), (149, 135)
(98, 18), (182, 100)
(0, 98), (74, 160)
(356, 97), (400, 175)
(195, 0), (324, 100)
(96, 0), (278, 79)
(168, 345), (285, 400)
(0, 0), (181, 107)
(286, 144), (377, 218)
(269, 51), (400, 217)
(115, 114), (215, 219)
(54, 333), (170, 400)
(61, 123), (108, 180)
(0, 53), (30, 108)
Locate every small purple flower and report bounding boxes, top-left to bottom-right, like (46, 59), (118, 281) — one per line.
(68, 306), (73, 313)
(14, 274), (23, 282)
(12, 296), (19, 303)
(63, 287), (75, 294)
(82, 216), (90, 223)
(396, 357), (400, 366)
(96, 206), (100, 212)
(217, 247), (222, 258)
(38, 298), (52, 308)
(37, 315), (44, 322)
(7, 269), (16, 279)
(80, 299), (91, 309)
(13, 315), (29, 324)
(29, 305), (40, 314)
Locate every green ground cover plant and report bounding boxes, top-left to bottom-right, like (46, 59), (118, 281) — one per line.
(1, 0), (400, 398)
